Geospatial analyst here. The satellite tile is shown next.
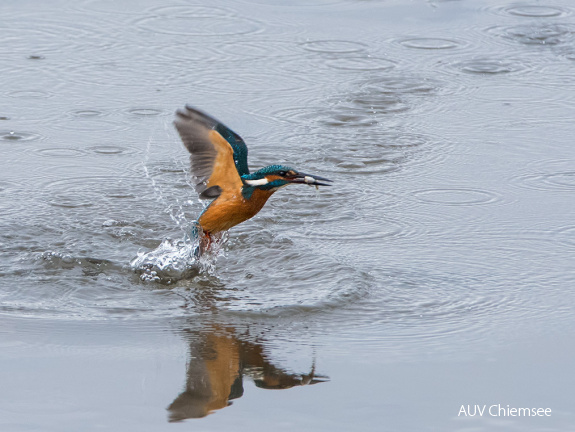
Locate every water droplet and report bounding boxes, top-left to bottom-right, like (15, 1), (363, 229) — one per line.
(0, 131), (42, 141)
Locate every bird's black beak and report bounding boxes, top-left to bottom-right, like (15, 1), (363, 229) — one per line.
(288, 172), (333, 187)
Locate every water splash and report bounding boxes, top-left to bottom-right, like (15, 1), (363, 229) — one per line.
(141, 130), (202, 228)
(131, 128), (231, 283)
(130, 230), (228, 284)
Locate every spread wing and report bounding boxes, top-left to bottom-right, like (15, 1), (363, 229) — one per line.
(174, 106), (250, 199)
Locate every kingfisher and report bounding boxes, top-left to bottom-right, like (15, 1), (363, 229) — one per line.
(173, 106), (332, 248)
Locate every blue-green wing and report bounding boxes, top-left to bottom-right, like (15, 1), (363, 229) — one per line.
(213, 119), (250, 177)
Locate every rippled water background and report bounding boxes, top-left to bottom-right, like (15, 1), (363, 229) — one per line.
(2, 0), (575, 430)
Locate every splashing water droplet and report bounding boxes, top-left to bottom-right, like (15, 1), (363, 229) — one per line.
(130, 230), (228, 283)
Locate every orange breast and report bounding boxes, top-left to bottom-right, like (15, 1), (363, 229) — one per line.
(198, 188), (274, 234)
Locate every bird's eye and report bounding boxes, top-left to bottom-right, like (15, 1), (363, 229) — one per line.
(278, 171), (287, 176)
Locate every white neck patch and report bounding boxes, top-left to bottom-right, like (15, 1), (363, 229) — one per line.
(244, 177), (269, 186)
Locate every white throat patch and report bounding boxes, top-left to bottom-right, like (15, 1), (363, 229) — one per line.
(244, 178), (269, 186)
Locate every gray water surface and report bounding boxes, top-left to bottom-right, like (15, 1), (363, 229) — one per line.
(1, 0), (575, 430)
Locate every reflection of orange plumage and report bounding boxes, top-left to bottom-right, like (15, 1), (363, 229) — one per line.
(202, 334), (240, 414)
(173, 106), (332, 243)
(166, 325), (329, 421)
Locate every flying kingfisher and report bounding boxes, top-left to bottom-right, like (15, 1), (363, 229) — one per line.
(174, 106), (332, 248)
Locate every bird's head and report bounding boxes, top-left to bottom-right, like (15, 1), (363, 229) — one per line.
(241, 165), (332, 192)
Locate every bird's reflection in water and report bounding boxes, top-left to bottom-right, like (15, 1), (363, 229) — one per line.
(167, 324), (328, 421)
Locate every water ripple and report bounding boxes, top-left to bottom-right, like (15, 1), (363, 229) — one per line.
(294, 216), (423, 242)
(346, 266), (522, 344)
(0, 130), (43, 142)
(69, 109), (107, 118)
(52, 115), (130, 132)
(301, 40), (368, 54)
(513, 171), (575, 191)
(1, 19), (104, 55)
(499, 5), (570, 18)
(56, 108), (132, 133)
(255, 68), (441, 127)
(209, 39), (300, 60)
(554, 226), (575, 249)
(87, 144), (140, 155)
(360, 75), (441, 95)
(0, 180), (19, 193)
(125, 107), (166, 117)
(191, 67), (318, 96)
(76, 0), (170, 15)
(397, 37), (463, 50)
(452, 57), (527, 75)
(41, 176), (140, 209)
(212, 245), (373, 315)
(0, 252), (190, 321)
(487, 24), (575, 46)
(315, 137), (404, 174)
(63, 60), (184, 88)
(510, 159), (575, 191)
(325, 56), (397, 71)
(268, 106), (369, 127)
(240, 0), (343, 6)
(346, 95), (410, 115)
(133, 5), (263, 37)
(412, 188), (500, 206)
(281, 129), (443, 176)
(34, 147), (88, 158)
(0, 180), (27, 217)
(7, 90), (53, 99)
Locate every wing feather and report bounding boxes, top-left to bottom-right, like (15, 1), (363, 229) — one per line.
(174, 106), (249, 199)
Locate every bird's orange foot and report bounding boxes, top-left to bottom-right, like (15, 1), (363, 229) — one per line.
(199, 232), (212, 255)
(198, 231), (227, 257)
